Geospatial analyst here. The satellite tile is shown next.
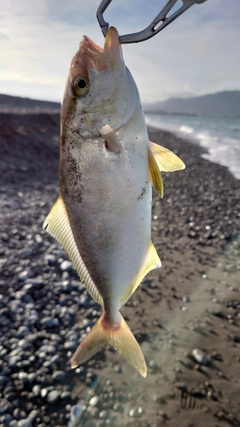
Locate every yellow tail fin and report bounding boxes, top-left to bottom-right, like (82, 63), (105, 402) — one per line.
(71, 312), (147, 377)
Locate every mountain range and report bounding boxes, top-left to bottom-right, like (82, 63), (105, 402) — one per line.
(0, 91), (240, 118)
(144, 90), (240, 118)
(0, 94), (60, 114)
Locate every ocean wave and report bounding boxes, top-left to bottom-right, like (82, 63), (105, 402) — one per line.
(145, 112), (240, 180)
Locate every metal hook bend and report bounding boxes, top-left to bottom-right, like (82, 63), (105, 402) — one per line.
(96, 0), (207, 44)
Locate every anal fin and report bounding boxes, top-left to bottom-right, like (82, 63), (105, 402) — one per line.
(121, 241), (161, 306)
(43, 197), (103, 307)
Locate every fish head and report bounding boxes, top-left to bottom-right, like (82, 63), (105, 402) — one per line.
(62, 27), (137, 139)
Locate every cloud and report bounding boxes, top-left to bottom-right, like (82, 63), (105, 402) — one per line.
(0, 0), (240, 103)
(122, 0), (240, 102)
(0, 1), (101, 100)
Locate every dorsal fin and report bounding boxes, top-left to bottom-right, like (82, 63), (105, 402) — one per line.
(43, 197), (103, 307)
(121, 241), (161, 307)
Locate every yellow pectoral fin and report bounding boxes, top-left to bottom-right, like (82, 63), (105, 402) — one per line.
(121, 241), (161, 307)
(43, 197), (103, 307)
(150, 141), (185, 172)
(148, 145), (164, 198)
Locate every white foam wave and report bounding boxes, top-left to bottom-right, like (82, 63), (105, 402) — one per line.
(193, 130), (240, 179)
(179, 125), (193, 134)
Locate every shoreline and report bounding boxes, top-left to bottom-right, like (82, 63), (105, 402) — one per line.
(146, 113), (240, 182)
(1, 112), (240, 426)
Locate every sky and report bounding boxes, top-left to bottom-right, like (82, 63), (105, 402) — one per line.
(0, 0), (240, 104)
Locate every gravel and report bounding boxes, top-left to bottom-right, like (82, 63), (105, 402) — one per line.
(0, 114), (94, 426)
(1, 113), (240, 426)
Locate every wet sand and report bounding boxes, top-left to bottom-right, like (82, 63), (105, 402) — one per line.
(1, 112), (240, 426)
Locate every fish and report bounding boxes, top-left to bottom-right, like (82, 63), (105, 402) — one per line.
(43, 27), (185, 377)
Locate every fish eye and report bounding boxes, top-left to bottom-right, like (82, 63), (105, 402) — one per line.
(73, 75), (89, 96)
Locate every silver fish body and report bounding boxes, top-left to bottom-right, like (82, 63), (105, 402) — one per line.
(44, 27), (185, 377)
(60, 97), (152, 320)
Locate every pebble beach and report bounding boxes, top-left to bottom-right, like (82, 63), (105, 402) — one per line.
(1, 111), (240, 427)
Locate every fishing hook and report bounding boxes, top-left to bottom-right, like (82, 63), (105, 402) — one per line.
(96, 0), (208, 44)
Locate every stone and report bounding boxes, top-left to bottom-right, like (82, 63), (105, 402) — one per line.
(17, 419), (32, 427)
(129, 407), (144, 418)
(40, 317), (59, 328)
(42, 360), (52, 368)
(18, 372), (28, 383)
(229, 334), (240, 343)
(60, 391), (72, 400)
(46, 390), (61, 403)
(26, 333), (38, 343)
(89, 396), (99, 407)
(64, 341), (76, 350)
(0, 375), (8, 386)
(22, 284), (35, 294)
(19, 249), (32, 258)
(27, 373), (37, 383)
(192, 348), (209, 365)
(39, 344), (56, 354)
(18, 271), (30, 281)
(40, 388), (49, 398)
(52, 371), (66, 382)
(61, 271), (70, 280)
(60, 260), (72, 271)
(8, 357), (21, 368)
(28, 410), (41, 422)
(45, 254), (57, 266)
(50, 354), (60, 364)
(1, 398), (14, 415)
(13, 409), (27, 420)
(32, 385), (41, 396)
(99, 410), (108, 419)
(16, 326), (29, 337)
(18, 339), (30, 349)
(1, 414), (13, 425)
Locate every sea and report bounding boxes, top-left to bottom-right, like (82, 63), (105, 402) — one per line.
(145, 113), (240, 181)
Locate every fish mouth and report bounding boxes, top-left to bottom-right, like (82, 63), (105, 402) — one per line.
(79, 36), (105, 71)
(103, 27), (121, 57)
(75, 27), (122, 72)
(81, 36), (103, 57)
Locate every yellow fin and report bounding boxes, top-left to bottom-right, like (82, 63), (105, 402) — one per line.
(71, 312), (147, 377)
(121, 241), (161, 307)
(43, 197), (103, 307)
(150, 141), (185, 172)
(148, 145), (164, 198)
